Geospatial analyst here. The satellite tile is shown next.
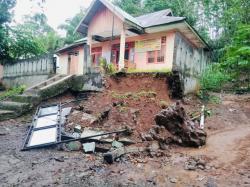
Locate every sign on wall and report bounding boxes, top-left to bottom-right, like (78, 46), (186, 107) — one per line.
(135, 38), (161, 53)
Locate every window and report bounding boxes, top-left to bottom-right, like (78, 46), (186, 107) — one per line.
(68, 55), (71, 62)
(129, 48), (135, 63)
(125, 49), (129, 60)
(147, 37), (166, 63)
(147, 51), (155, 63)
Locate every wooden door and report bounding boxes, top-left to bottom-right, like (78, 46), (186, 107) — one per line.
(111, 49), (119, 70)
(67, 52), (79, 75)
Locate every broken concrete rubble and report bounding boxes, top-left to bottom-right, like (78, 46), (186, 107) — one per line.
(154, 102), (207, 147)
(184, 156), (208, 171)
(118, 138), (134, 145)
(81, 112), (98, 124)
(74, 125), (82, 133)
(65, 141), (82, 151)
(81, 129), (105, 140)
(61, 107), (72, 124)
(95, 144), (112, 153)
(103, 146), (146, 164)
(112, 141), (124, 148)
(98, 107), (111, 121)
(83, 142), (95, 153)
(140, 133), (154, 141)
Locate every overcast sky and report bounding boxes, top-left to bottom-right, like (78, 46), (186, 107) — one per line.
(13, 0), (94, 35)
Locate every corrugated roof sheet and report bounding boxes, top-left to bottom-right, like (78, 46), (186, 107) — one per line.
(56, 38), (87, 53)
(136, 9), (186, 27)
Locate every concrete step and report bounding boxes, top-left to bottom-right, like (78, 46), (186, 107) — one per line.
(0, 101), (32, 113)
(0, 109), (17, 121)
(39, 75), (74, 100)
(24, 89), (39, 96)
(25, 74), (66, 91)
(11, 94), (41, 104)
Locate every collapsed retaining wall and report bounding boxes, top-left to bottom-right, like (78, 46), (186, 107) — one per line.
(71, 73), (103, 92)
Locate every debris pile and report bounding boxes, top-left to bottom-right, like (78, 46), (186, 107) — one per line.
(184, 156), (212, 171)
(154, 102), (207, 147)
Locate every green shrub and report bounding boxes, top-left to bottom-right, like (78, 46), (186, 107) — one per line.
(200, 64), (231, 92)
(127, 68), (170, 73)
(0, 85), (26, 101)
(100, 58), (116, 75)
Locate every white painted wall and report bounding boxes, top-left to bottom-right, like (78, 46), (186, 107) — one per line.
(173, 32), (210, 94)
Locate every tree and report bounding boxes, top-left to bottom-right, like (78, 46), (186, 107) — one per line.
(21, 13), (54, 35)
(0, 0), (16, 25)
(0, 0), (16, 63)
(113, 0), (144, 16)
(114, 0), (198, 26)
(223, 24), (250, 73)
(8, 27), (46, 59)
(0, 0), (58, 63)
(21, 13), (63, 52)
(58, 9), (85, 45)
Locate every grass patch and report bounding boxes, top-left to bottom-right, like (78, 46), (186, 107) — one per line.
(117, 106), (128, 113)
(0, 85), (26, 101)
(127, 68), (171, 73)
(207, 95), (221, 104)
(137, 90), (157, 98)
(200, 64), (231, 92)
(111, 90), (157, 100)
(159, 100), (168, 109)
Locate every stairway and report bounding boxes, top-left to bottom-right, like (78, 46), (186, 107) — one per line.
(0, 74), (74, 121)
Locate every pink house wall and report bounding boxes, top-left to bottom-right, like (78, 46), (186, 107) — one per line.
(57, 46), (84, 75)
(88, 6), (124, 38)
(91, 31), (176, 71)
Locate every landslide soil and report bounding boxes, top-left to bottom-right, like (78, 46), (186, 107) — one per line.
(67, 74), (172, 142)
(0, 75), (250, 187)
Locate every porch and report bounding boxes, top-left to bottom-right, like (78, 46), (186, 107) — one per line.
(91, 41), (136, 71)
(88, 33), (168, 72)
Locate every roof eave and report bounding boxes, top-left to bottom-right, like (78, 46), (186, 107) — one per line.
(144, 19), (186, 29)
(145, 19), (210, 50)
(56, 41), (86, 54)
(74, 0), (97, 34)
(184, 20), (211, 50)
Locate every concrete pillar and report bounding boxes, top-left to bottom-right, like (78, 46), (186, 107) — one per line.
(118, 28), (126, 70)
(87, 35), (92, 50)
(84, 35), (92, 74)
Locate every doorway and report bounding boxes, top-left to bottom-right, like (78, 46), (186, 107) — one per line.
(67, 51), (79, 74)
(111, 49), (119, 69)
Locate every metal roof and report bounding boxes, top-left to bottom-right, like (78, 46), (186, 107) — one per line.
(56, 38), (87, 54)
(136, 9), (186, 28)
(74, 0), (209, 49)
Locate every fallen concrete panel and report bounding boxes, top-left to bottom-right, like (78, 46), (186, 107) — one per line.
(22, 104), (62, 151)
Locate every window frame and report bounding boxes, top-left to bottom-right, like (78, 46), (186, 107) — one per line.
(146, 37), (166, 64)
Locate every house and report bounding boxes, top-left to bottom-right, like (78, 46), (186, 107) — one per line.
(56, 38), (86, 75)
(56, 0), (210, 93)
